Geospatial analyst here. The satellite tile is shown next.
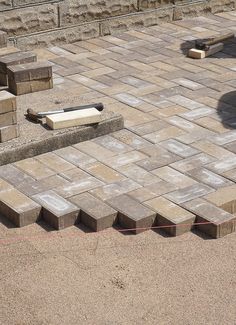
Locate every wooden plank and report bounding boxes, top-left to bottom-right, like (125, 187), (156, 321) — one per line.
(188, 43), (224, 59)
(46, 108), (102, 130)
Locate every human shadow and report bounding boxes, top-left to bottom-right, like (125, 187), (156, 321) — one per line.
(180, 36), (236, 58)
(217, 91), (236, 129)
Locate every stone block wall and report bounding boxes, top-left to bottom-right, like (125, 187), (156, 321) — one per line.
(0, 0), (234, 49)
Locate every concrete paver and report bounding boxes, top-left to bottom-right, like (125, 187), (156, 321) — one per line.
(1, 13), (236, 242)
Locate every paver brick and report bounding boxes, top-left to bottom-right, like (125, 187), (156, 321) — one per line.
(144, 196), (195, 236)
(0, 188), (41, 227)
(159, 139), (199, 158)
(183, 199), (236, 239)
(118, 164), (161, 186)
(186, 168), (233, 189)
(14, 158), (56, 180)
(32, 190), (80, 230)
(0, 178), (13, 192)
(70, 192), (117, 232)
(106, 194), (156, 234)
(143, 126), (186, 144)
(165, 183), (214, 204)
(0, 91), (16, 114)
(90, 179), (141, 201)
(206, 156), (236, 174)
(0, 164), (34, 186)
(0, 51), (36, 85)
(111, 129), (151, 149)
(127, 180), (178, 203)
(204, 185), (236, 214)
(152, 166), (197, 188)
(0, 124), (19, 142)
(0, 111), (17, 127)
(55, 177), (104, 198)
(55, 146), (96, 167)
(136, 151), (181, 171)
(35, 152), (75, 173)
(94, 135), (132, 153)
(103, 150), (147, 168)
(8, 78), (53, 96)
(85, 162), (126, 184)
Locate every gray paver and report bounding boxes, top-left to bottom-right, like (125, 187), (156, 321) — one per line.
(106, 194), (156, 234)
(32, 190), (80, 230)
(186, 168), (233, 189)
(70, 192), (118, 231)
(159, 139), (199, 158)
(165, 183), (214, 204)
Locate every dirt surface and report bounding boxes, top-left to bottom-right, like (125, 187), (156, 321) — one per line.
(0, 221), (235, 325)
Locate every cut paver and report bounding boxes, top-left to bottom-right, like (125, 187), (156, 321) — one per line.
(204, 185), (236, 214)
(165, 183), (214, 204)
(36, 152), (75, 173)
(183, 198), (236, 239)
(144, 196), (195, 236)
(70, 192), (117, 231)
(32, 190), (80, 230)
(0, 188), (41, 227)
(106, 194), (156, 234)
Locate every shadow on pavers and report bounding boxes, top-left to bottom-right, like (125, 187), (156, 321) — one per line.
(180, 37), (236, 58)
(217, 91), (236, 129)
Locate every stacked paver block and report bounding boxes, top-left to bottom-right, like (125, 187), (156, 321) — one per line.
(0, 31), (7, 49)
(7, 61), (53, 95)
(0, 51), (37, 86)
(0, 90), (19, 143)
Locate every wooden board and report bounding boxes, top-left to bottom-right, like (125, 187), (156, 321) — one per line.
(188, 43), (224, 59)
(46, 108), (102, 130)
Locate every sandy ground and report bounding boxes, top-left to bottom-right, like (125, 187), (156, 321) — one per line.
(0, 219), (235, 325)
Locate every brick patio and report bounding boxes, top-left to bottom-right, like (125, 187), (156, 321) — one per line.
(1, 12), (236, 238)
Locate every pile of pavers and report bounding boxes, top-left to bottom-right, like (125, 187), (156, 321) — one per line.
(0, 30), (53, 142)
(0, 90), (18, 143)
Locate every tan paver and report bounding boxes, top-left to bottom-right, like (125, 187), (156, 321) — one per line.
(144, 196), (195, 236)
(0, 188), (41, 227)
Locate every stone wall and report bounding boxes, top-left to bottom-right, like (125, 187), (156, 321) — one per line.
(0, 0), (235, 49)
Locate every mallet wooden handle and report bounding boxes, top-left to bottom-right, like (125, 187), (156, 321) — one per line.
(195, 32), (234, 50)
